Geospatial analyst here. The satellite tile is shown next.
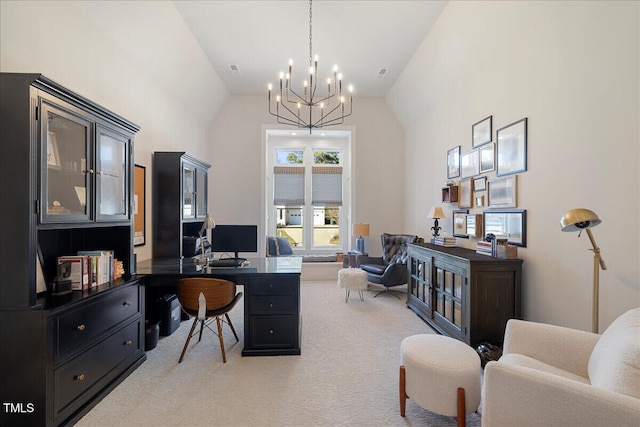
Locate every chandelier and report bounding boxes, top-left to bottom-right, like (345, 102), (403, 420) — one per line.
(268, 0), (353, 133)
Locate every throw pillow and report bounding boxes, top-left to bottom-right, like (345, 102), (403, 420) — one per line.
(275, 237), (293, 255)
(588, 307), (640, 399)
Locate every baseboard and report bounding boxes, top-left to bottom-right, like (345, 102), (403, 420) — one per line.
(301, 261), (342, 281)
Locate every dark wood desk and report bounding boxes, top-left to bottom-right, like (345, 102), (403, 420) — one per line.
(137, 257), (302, 356)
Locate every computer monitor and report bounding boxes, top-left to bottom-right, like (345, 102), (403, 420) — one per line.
(211, 225), (258, 260)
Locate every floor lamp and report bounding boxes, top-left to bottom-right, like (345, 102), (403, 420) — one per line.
(560, 208), (607, 333)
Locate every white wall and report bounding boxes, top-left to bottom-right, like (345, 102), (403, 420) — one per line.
(387, 0), (640, 331)
(209, 95), (405, 257)
(0, 0), (227, 262)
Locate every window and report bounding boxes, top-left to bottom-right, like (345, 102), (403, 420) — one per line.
(266, 131), (351, 254)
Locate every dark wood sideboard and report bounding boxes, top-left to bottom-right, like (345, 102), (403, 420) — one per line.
(406, 243), (523, 348)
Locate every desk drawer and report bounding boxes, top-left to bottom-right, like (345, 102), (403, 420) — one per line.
(250, 295), (295, 314)
(54, 319), (140, 415)
(55, 285), (139, 360)
(249, 315), (295, 348)
(250, 277), (297, 296)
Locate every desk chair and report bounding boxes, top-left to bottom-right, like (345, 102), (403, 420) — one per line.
(177, 278), (243, 363)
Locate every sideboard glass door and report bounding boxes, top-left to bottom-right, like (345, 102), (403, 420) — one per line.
(182, 164), (195, 219)
(41, 101), (92, 223)
(96, 126), (129, 221)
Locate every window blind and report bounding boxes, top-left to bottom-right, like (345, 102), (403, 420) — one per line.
(273, 166), (305, 205)
(312, 166), (342, 206)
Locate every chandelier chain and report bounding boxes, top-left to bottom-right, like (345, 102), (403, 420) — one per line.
(308, 0), (313, 66)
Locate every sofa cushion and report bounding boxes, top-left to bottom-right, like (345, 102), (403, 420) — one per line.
(499, 353), (589, 384)
(588, 307), (640, 399)
(266, 236), (294, 256)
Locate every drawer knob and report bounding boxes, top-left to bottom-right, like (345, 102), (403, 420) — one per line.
(123, 301), (132, 306)
(124, 340), (132, 346)
(269, 303), (273, 308)
(76, 324), (85, 331)
(269, 329), (274, 334)
(74, 374), (85, 381)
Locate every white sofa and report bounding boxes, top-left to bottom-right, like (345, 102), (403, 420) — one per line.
(482, 308), (640, 427)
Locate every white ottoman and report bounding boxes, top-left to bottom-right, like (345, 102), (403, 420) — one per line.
(337, 268), (368, 302)
(400, 334), (481, 427)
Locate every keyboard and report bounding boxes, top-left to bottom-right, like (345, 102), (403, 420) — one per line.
(209, 258), (247, 268)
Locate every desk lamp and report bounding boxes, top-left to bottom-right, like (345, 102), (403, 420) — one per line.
(353, 223), (370, 254)
(428, 207), (446, 241)
(194, 213), (216, 265)
(560, 208), (606, 333)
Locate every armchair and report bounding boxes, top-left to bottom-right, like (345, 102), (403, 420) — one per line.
(482, 308), (640, 426)
(357, 233), (421, 298)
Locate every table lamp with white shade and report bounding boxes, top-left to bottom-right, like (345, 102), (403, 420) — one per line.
(428, 206), (446, 242)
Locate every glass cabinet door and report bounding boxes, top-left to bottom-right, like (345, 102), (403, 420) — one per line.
(182, 164), (195, 219)
(41, 101), (92, 223)
(195, 168), (207, 219)
(96, 126), (129, 221)
(433, 262), (465, 333)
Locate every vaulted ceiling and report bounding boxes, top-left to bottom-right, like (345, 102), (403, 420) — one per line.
(174, 1), (447, 98)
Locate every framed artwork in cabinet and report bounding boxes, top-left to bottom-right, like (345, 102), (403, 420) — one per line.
(133, 164), (146, 246)
(496, 118), (527, 176)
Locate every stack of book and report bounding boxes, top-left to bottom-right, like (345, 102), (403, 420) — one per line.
(433, 236), (456, 247)
(58, 249), (117, 291)
(476, 241), (493, 256)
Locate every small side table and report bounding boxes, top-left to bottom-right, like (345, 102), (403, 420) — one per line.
(337, 268), (368, 302)
(343, 252), (367, 268)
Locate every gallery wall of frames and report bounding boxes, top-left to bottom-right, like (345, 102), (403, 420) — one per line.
(444, 115), (527, 248)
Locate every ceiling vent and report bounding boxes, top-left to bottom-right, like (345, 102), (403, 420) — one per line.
(229, 64), (240, 73)
(376, 68), (388, 80)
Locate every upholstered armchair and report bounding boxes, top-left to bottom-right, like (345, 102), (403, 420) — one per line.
(482, 308), (640, 426)
(357, 233), (421, 298)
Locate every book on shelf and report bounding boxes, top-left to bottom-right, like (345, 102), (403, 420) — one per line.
(476, 241), (493, 256)
(57, 255), (90, 290)
(77, 250), (114, 286)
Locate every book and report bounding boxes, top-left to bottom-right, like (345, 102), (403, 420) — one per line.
(434, 236), (456, 247)
(77, 250), (114, 286)
(57, 255), (89, 290)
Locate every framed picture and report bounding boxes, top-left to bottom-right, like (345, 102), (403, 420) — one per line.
(458, 178), (473, 209)
(453, 209), (469, 238)
(472, 115), (492, 148)
(466, 214), (483, 237)
(475, 195), (484, 207)
(483, 209), (527, 247)
(496, 118), (527, 176)
(487, 175), (517, 208)
(479, 143), (495, 173)
(473, 176), (487, 192)
(447, 146), (461, 179)
(133, 164), (146, 246)
(460, 150), (480, 178)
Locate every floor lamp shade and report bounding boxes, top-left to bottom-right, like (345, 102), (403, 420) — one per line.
(560, 208), (606, 333)
(353, 224), (370, 254)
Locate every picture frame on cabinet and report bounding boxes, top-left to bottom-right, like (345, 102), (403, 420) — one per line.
(479, 143), (495, 173)
(447, 146), (461, 179)
(453, 209), (469, 238)
(461, 149), (480, 178)
(134, 164), (146, 246)
(496, 118), (527, 176)
(487, 175), (517, 208)
(472, 115), (492, 148)
(483, 209), (527, 247)
(458, 178), (473, 209)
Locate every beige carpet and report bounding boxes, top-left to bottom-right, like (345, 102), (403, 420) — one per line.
(76, 281), (482, 427)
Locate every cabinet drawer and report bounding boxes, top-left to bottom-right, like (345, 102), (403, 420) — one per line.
(249, 315), (295, 348)
(54, 320), (140, 415)
(250, 295), (295, 314)
(250, 277), (297, 296)
(55, 285), (139, 360)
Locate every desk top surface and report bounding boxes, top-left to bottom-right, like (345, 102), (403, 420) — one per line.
(136, 256), (302, 276)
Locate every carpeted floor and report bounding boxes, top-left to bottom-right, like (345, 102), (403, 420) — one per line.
(76, 281), (482, 427)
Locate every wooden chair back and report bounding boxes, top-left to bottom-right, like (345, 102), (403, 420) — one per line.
(177, 278), (237, 313)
